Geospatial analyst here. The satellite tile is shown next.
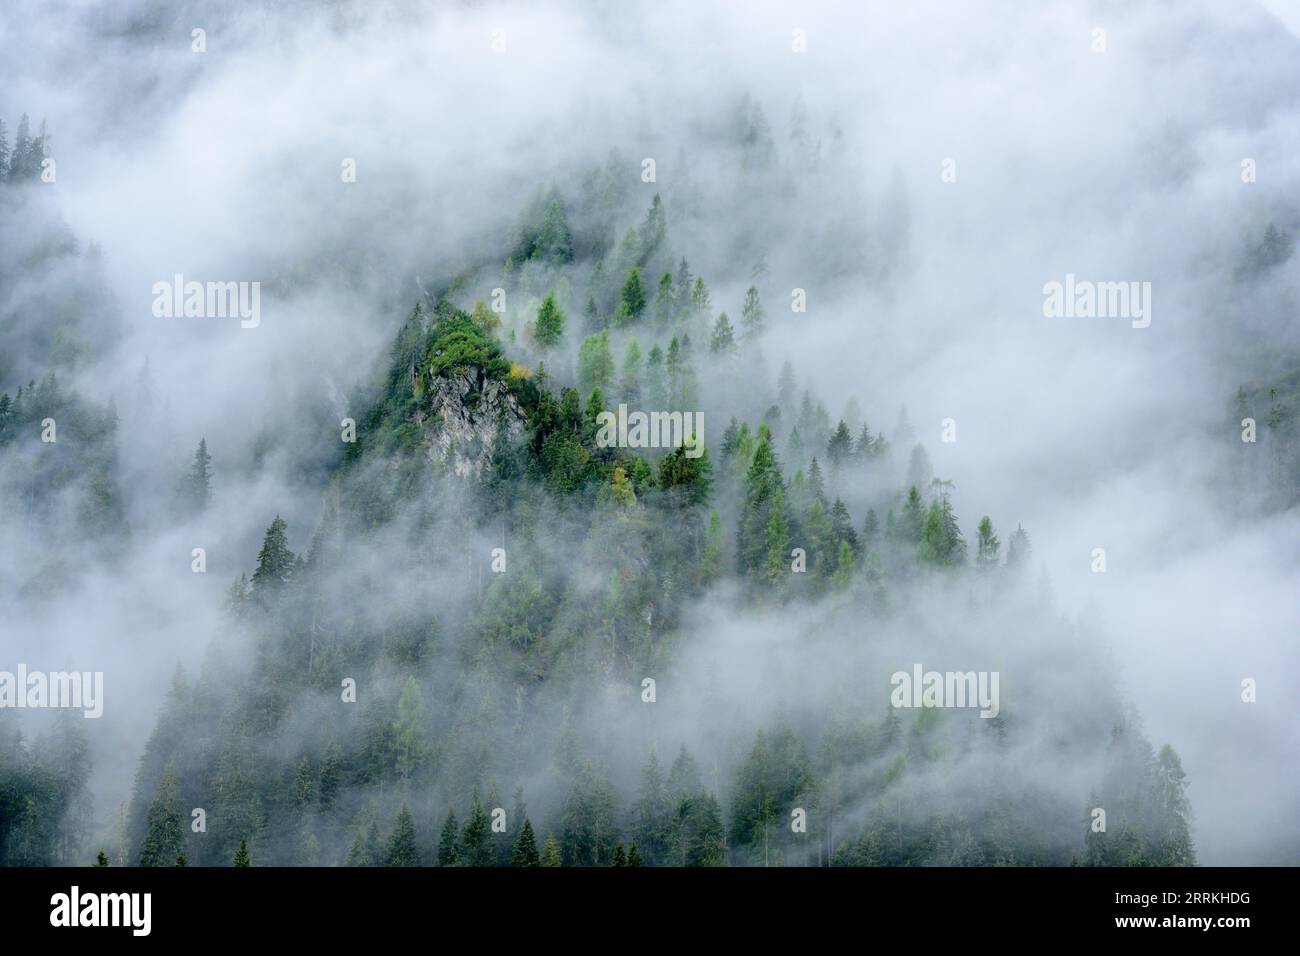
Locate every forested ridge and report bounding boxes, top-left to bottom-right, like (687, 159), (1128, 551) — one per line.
(3, 92), (1295, 867)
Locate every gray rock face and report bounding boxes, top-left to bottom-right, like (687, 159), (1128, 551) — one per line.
(422, 366), (526, 478)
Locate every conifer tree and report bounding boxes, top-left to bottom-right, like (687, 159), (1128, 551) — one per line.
(1006, 523), (1031, 568)
(233, 839), (250, 867)
(438, 810), (460, 866)
(539, 834), (562, 866)
(690, 276), (711, 318)
(386, 805), (419, 866)
(139, 770), (184, 867)
(534, 290), (566, 349)
(621, 338), (642, 404)
(826, 422), (853, 471)
(616, 268), (646, 325)
(654, 272), (675, 325)
(975, 516), (1000, 570)
(674, 258), (693, 317)
(739, 429), (785, 575)
(741, 286), (766, 341)
(710, 313), (736, 355)
(511, 818), (540, 866)
(181, 438), (212, 513)
(250, 515), (294, 599)
(460, 797), (493, 866)
(645, 345), (666, 408)
(578, 331), (615, 396)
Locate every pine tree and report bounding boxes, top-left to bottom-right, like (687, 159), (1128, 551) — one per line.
(250, 515), (294, 599)
(763, 487), (792, 586)
(1153, 745), (1196, 865)
(645, 345), (666, 408)
(612, 843), (627, 866)
(139, 770), (185, 867)
(1006, 523), (1031, 569)
(674, 258), (693, 318)
(777, 360), (797, 411)
(534, 291), (566, 349)
(438, 810), (461, 866)
(582, 295), (602, 333)
(899, 487), (926, 545)
(690, 276), (711, 318)
(386, 805), (419, 866)
(654, 272), (675, 326)
(830, 498), (859, 554)
(741, 286), (765, 341)
(638, 194), (667, 262)
(807, 457), (826, 504)
(233, 839), (250, 867)
(862, 508), (880, 545)
(539, 834), (562, 866)
(511, 818), (540, 866)
(535, 198), (574, 264)
(460, 797), (493, 866)
(94, 849), (109, 867)
(739, 429), (785, 576)
(621, 338), (642, 404)
(578, 331), (615, 396)
(827, 422), (853, 470)
(975, 516), (1000, 571)
(616, 268), (646, 325)
(180, 438), (212, 514)
(627, 843), (644, 866)
(710, 313), (736, 355)
(631, 751), (671, 864)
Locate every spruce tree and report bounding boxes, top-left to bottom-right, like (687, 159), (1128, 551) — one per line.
(181, 438), (212, 513)
(511, 818), (540, 866)
(386, 805), (419, 866)
(534, 291), (565, 349)
(654, 272), (675, 325)
(741, 285), (765, 340)
(539, 833), (562, 867)
(616, 268), (646, 325)
(250, 515), (294, 599)
(975, 516), (1000, 570)
(460, 798), (492, 866)
(233, 839), (250, 867)
(710, 313), (736, 355)
(138, 770), (184, 867)
(437, 810), (460, 866)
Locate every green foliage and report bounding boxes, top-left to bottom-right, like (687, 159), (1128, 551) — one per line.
(533, 291), (566, 349)
(615, 268), (646, 326)
(578, 331), (615, 396)
(385, 806), (419, 866)
(511, 818), (540, 866)
(139, 770), (185, 867)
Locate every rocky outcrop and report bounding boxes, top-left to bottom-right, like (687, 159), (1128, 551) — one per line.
(422, 366), (526, 478)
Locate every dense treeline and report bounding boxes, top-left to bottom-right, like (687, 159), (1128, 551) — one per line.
(10, 96), (1271, 868)
(112, 175), (1198, 866)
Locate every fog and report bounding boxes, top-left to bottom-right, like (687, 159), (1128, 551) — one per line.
(1, 0), (1297, 866)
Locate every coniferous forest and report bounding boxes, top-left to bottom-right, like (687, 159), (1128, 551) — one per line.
(1, 1), (1298, 873)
